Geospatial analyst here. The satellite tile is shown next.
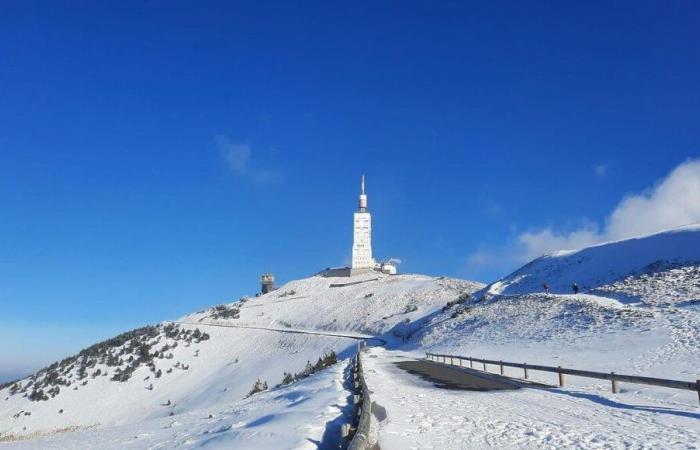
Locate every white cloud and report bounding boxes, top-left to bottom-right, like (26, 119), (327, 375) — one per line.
(605, 159), (700, 240)
(517, 221), (601, 261)
(467, 159), (700, 275)
(216, 135), (280, 183)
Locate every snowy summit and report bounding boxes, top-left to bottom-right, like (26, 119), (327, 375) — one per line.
(2, 224), (700, 448)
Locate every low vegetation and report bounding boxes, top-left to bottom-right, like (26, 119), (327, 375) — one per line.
(442, 292), (471, 312)
(276, 350), (338, 389)
(3, 323), (210, 402)
(207, 304), (241, 320)
(246, 379), (268, 398)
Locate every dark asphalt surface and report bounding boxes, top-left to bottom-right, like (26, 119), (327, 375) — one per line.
(396, 360), (549, 391)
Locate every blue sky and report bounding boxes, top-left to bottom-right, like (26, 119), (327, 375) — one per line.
(1, 1), (699, 378)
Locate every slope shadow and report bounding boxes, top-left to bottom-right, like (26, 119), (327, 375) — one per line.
(549, 389), (700, 420)
(309, 359), (356, 449)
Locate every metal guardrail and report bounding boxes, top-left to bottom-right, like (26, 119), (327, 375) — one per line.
(345, 352), (373, 450)
(426, 352), (700, 405)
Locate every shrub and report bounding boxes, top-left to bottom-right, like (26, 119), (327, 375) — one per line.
(29, 389), (49, 402)
(209, 305), (240, 320)
(278, 350), (338, 387)
(246, 379), (268, 398)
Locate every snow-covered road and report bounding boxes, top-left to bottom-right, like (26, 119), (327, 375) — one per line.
(362, 348), (700, 449)
(172, 320), (387, 345)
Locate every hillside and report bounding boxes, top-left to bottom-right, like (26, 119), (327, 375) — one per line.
(488, 223), (700, 299)
(409, 225), (700, 408)
(0, 272), (481, 442)
(344, 226), (700, 449)
(3, 226), (699, 448)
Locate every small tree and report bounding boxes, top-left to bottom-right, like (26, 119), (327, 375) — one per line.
(246, 379), (268, 398)
(280, 372), (294, 386)
(323, 350), (337, 366)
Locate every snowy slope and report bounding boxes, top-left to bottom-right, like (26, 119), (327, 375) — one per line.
(354, 227), (700, 448)
(0, 273), (480, 442)
(5, 359), (354, 450)
(4, 226), (699, 448)
(489, 223), (700, 298)
(412, 226), (700, 387)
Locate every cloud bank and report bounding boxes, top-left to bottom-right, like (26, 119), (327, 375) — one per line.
(468, 158), (700, 276)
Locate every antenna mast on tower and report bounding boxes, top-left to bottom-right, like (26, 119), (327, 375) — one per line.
(359, 175), (367, 212)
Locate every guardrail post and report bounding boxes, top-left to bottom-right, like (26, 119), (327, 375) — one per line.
(558, 366), (565, 387)
(697, 380), (700, 405)
(524, 363), (529, 380)
(450, 356), (454, 365)
(469, 357), (473, 368)
(500, 361), (504, 375)
(611, 372), (619, 393)
(483, 361), (487, 372)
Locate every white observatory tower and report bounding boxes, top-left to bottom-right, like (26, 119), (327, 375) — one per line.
(351, 175), (375, 274)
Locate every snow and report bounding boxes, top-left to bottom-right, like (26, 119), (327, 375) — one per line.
(0, 272), (478, 445)
(362, 348), (699, 450)
(4, 359), (353, 449)
(490, 223), (700, 296)
(2, 225), (700, 448)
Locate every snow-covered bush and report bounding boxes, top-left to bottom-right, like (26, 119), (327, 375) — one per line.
(276, 350), (338, 388)
(246, 379), (268, 398)
(207, 304), (240, 320)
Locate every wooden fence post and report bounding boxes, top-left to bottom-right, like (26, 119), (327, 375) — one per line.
(524, 363), (529, 380)
(558, 366), (565, 387)
(500, 361), (504, 375)
(611, 372), (619, 394)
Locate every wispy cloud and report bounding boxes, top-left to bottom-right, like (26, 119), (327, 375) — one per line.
(216, 135), (281, 183)
(594, 163), (609, 177)
(467, 158), (700, 278)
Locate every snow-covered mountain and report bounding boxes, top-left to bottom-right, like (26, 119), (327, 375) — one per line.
(0, 272), (481, 444)
(2, 225), (699, 448)
(412, 225), (700, 408)
(488, 223), (700, 299)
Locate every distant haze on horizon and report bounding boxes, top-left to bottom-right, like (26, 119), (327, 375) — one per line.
(1, 1), (699, 374)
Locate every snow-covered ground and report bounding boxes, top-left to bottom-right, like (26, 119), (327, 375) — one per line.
(2, 226), (699, 448)
(4, 359), (353, 449)
(1, 273), (478, 445)
(362, 348), (699, 450)
(358, 225), (700, 449)
(489, 223), (700, 297)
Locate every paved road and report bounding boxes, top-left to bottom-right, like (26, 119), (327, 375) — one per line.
(396, 359), (548, 391)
